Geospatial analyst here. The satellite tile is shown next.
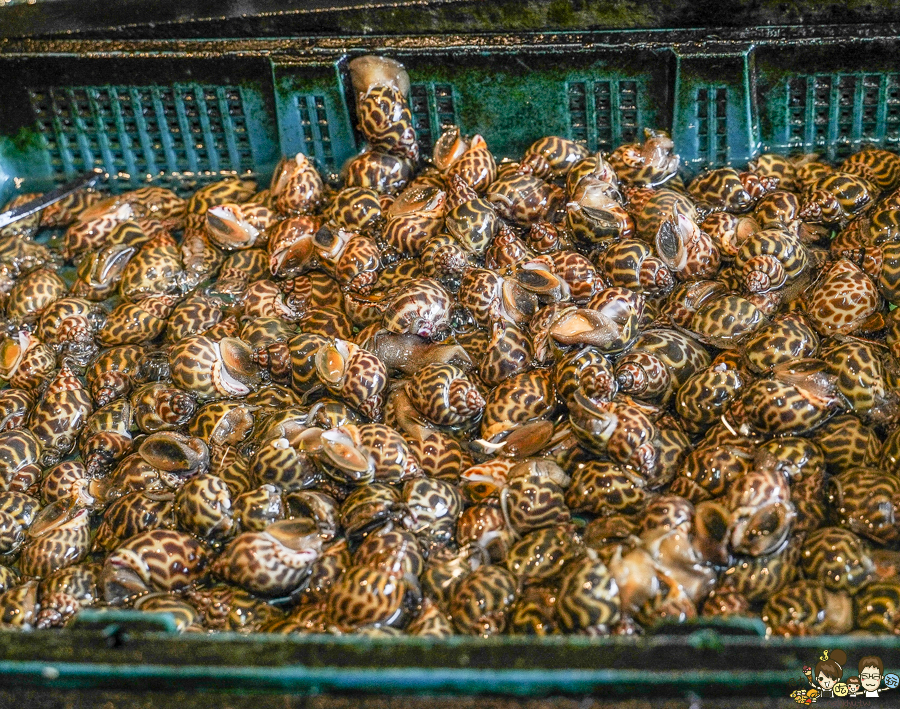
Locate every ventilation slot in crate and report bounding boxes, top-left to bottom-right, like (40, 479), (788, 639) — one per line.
(28, 84), (256, 193)
(296, 94), (334, 171)
(696, 86), (728, 166)
(786, 73), (900, 160)
(567, 79), (642, 152)
(409, 83), (457, 155)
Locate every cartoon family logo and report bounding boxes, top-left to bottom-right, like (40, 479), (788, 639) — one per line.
(789, 650), (900, 703)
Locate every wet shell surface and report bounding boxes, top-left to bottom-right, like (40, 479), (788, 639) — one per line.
(1, 57), (900, 640)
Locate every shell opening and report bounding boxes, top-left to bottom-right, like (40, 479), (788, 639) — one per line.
(349, 55), (411, 97)
(315, 343), (349, 386)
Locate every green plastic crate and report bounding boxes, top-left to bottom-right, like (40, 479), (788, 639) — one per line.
(2, 24), (900, 703)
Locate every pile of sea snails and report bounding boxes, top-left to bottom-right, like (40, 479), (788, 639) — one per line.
(4, 55), (900, 639)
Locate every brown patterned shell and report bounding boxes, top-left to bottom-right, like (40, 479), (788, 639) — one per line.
(18, 501), (92, 577)
(93, 491), (176, 552)
(0, 579), (38, 627)
(78, 399), (134, 476)
(408, 597), (455, 637)
(748, 153), (796, 191)
(487, 172), (560, 225)
(670, 443), (754, 503)
(855, 581), (900, 634)
(449, 564), (517, 636)
(479, 368), (556, 444)
(86, 345), (143, 406)
(326, 564), (410, 631)
(0, 192), (43, 239)
(608, 128), (679, 188)
(507, 582), (559, 635)
(715, 538), (801, 604)
(753, 190), (800, 228)
(402, 477), (462, 548)
(447, 135), (497, 194)
(632, 188), (696, 241)
(459, 268), (535, 330)
(165, 295), (226, 343)
(445, 197), (498, 255)
(827, 466), (900, 545)
(270, 153), (325, 215)
(613, 328), (711, 405)
(733, 228), (808, 294)
(506, 526), (578, 585)
(800, 526), (875, 593)
(339, 482), (404, 539)
(382, 278), (452, 340)
(0, 236), (60, 291)
(295, 538), (350, 606)
(356, 423), (419, 482)
(877, 425), (900, 477)
(799, 173), (877, 225)
(185, 181), (257, 231)
(315, 339), (389, 420)
(37, 297), (101, 353)
(205, 202), (274, 251)
(674, 365), (745, 435)
(688, 167), (766, 212)
(169, 336), (259, 401)
(174, 474), (234, 542)
(326, 187), (383, 234)
(0, 490), (41, 555)
(565, 460), (647, 516)
(532, 250), (606, 303)
(0, 429), (42, 493)
(343, 151), (414, 195)
(522, 136), (590, 177)
(553, 346), (616, 409)
(601, 239), (674, 298)
(840, 147), (900, 190)
(131, 381), (197, 433)
(420, 546), (477, 608)
(28, 364), (94, 467)
(742, 313), (819, 373)
(478, 322), (534, 388)
(189, 400), (257, 448)
(814, 414), (880, 476)
(405, 430), (470, 482)
(353, 527), (424, 578)
(233, 484), (285, 532)
(659, 279), (727, 328)
(250, 429), (321, 492)
(569, 396), (658, 479)
(35, 562), (101, 629)
(565, 181), (633, 246)
(701, 212), (759, 261)
(6, 268), (67, 323)
(459, 457), (516, 503)
(212, 519), (321, 596)
(70, 225), (145, 298)
(133, 594), (201, 633)
(98, 295), (177, 346)
(405, 363), (484, 427)
(822, 340), (896, 424)
(356, 85), (419, 161)
(761, 580), (852, 636)
(187, 582), (280, 632)
(737, 363), (843, 435)
(103, 529), (210, 601)
(118, 233), (183, 302)
(689, 293), (766, 349)
(556, 554), (621, 634)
